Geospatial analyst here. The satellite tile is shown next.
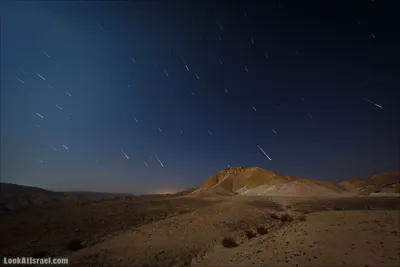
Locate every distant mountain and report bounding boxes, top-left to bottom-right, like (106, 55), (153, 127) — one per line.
(0, 183), (133, 215)
(64, 191), (134, 201)
(0, 183), (70, 214)
(193, 167), (399, 197)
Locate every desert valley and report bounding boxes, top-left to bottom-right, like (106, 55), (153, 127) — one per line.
(1, 167), (399, 266)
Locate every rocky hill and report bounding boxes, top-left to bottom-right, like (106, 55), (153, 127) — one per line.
(193, 167), (399, 197)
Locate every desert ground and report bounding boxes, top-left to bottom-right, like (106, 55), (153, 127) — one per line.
(1, 169), (399, 266)
(1, 194), (399, 266)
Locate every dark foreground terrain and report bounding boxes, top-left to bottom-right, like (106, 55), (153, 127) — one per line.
(1, 194), (399, 267)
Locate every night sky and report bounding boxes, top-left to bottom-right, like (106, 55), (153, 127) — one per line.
(1, 0), (399, 194)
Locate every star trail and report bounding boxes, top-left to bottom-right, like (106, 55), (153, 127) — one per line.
(1, 0), (399, 194)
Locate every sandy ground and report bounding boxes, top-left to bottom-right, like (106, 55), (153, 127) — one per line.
(195, 210), (400, 266)
(0, 196), (213, 258)
(1, 195), (399, 267)
(64, 196), (399, 267)
(66, 196), (284, 267)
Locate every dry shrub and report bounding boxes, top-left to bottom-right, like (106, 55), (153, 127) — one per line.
(280, 213), (294, 222)
(245, 230), (257, 239)
(298, 215), (307, 221)
(270, 213), (280, 220)
(257, 226), (268, 235)
(66, 239), (83, 251)
(221, 237), (239, 248)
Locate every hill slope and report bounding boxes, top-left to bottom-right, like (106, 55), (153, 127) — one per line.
(193, 167), (399, 197)
(193, 167), (349, 197)
(340, 172), (400, 195)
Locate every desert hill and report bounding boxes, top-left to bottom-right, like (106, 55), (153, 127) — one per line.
(340, 172), (400, 195)
(0, 183), (69, 212)
(193, 167), (399, 197)
(0, 183), (133, 214)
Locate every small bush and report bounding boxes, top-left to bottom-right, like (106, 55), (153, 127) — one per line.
(257, 226), (268, 235)
(221, 237), (239, 248)
(32, 250), (47, 258)
(298, 215), (307, 221)
(66, 239), (83, 251)
(280, 213), (294, 222)
(245, 230), (257, 239)
(270, 213), (280, 220)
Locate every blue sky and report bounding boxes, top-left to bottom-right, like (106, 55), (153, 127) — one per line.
(1, 0), (399, 193)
